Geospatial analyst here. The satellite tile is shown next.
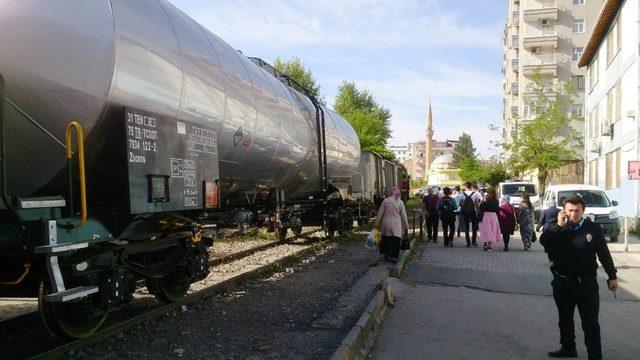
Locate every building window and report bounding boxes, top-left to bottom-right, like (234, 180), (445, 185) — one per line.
(606, 90), (613, 128)
(606, 30), (615, 64)
(615, 80), (622, 122)
(573, 20), (585, 33)
(616, 17), (622, 51)
(605, 150), (621, 189)
(572, 104), (584, 118)
(589, 55), (599, 90)
(572, 75), (585, 91)
(589, 159), (599, 186)
(573, 0), (585, 4)
(572, 47), (583, 61)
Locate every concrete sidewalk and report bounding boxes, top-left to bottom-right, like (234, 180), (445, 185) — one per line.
(368, 233), (640, 360)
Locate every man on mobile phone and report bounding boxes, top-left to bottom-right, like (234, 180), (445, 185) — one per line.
(540, 196), (618, 359)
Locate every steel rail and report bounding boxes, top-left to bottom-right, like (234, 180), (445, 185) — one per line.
(0, 227), (325, 334)
(30, 236), (330, 359)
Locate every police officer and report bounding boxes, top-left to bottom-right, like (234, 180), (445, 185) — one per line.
(540, 196), (618, 359)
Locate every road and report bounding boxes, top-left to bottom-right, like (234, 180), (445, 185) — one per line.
(369, 232), (640, 359)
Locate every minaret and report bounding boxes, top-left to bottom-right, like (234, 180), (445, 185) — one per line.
(424, 101), (434, 181)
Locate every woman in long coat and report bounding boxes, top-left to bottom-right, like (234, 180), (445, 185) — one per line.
(497, 195), (517, 251)
(516, 194), (535, 251)
(375, 187), (409, 262)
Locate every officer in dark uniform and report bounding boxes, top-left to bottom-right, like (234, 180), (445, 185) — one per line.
(540, 196), (618, 359)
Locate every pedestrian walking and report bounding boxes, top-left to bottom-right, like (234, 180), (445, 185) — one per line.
(375, 187), (409, 263)
(422, 187), (439, 243)
(451, 185), (464, 237)
(461, 182), (482, 247)
(537, 199), (560, 232)
(437, 187), (458, 247)
(497, 195), (517, 251)
(478, 188), (501, 251)
(516, 194), (535, 250)
(540, 196), (618, 360)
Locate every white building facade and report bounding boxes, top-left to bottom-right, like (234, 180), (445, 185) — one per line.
(579, 0), (640, 221)
(388, 144), (412, 164)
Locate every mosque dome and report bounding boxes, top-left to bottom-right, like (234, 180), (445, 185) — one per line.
(431, 153), (454, 169)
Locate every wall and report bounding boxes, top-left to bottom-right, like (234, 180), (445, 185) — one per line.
(584, 0), (639, 219)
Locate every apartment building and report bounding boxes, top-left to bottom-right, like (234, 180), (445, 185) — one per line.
(502, 0), (603, 159)
(579, 0), (639, 222)
(388, 144), (412, 164)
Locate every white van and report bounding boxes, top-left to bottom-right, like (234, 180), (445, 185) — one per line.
(497, 181), (542, 218)
(543, 184), (621, 242)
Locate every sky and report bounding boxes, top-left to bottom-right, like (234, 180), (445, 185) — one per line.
(171, 0), (506, 158)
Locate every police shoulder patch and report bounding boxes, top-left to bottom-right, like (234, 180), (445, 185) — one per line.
(586, 233), (593, 242)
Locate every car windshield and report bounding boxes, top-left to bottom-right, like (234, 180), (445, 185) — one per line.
(558, 190), (611, 208)
(501, 184), (537, 196)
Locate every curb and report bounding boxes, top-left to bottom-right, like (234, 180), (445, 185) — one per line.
(391, 237), (418, 278)
(330, 235), (420, 360)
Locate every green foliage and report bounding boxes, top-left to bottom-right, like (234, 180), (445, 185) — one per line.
(273, 56), (325, 104)
(453, 133), (476, 167)
(458, 157), (484, 184)
(410, 178), (428, 189)
(501, 69), (580, 193)
(334, 81), (392, 155)
(457, 156), (511, 188)
(480, 160), (511, 187)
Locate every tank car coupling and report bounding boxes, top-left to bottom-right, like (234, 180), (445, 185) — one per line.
(101, 270), (136, 306)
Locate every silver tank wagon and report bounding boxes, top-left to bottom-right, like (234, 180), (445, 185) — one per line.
(0, 0), (360, 209)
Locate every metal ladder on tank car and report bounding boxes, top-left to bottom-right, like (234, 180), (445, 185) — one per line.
(246, 58), (330, 232)
(0, 73), (99, 301)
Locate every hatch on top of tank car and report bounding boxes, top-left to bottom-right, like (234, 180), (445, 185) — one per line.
(124, 107), (220, 214)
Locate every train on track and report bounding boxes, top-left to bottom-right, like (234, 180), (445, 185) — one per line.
(0, 0), (405, 338)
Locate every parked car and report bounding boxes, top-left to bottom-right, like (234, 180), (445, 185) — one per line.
(497, 181), (542, 219)
(543, 184), (621, 242)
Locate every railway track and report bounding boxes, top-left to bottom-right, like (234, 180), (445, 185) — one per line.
(1, 227), (330, 359)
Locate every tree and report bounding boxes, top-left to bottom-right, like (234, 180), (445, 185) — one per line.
(273, 57), (325, 104)
(501, 69), (580, 193)
(479, 160), (511, 187)
(334, 81), (392, 157)
(452, 133), (476, 167)
(458, 157), (485, 184)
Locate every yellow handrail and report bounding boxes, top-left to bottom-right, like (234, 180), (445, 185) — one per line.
(65, 121), (86, 227)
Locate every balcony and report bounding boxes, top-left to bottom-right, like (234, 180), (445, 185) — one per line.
(511, 58), (519, 68)
(523, 54), (557, 76)
(511, 106), (518, 115)
(523, 32), (558, 49)
(512, 11), (520, 24)
(523, 83), (557, 99)
(510, 82), (519, 95)
(524, 7), (558, 22)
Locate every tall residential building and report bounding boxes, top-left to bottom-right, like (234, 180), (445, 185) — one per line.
(502, 0), (604, 162)
(579, 0), (639, 224)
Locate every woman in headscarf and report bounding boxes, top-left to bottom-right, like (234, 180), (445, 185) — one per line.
(497, 195), (517, 251)
(516, 194), (535, 250)
(375, 186), (409, 262)
(478, 188), (501, 251)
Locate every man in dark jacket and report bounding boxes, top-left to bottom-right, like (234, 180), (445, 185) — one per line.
(540, 196), (618, 360)
(537, 199), (560, 232)
(422, 188), (439, 242)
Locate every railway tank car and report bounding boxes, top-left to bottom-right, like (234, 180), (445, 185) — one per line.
(0, 0), (360, 338)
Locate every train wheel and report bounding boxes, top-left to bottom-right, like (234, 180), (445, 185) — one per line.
(38, 281), (108, 339)
(146, 272), (190, 303)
